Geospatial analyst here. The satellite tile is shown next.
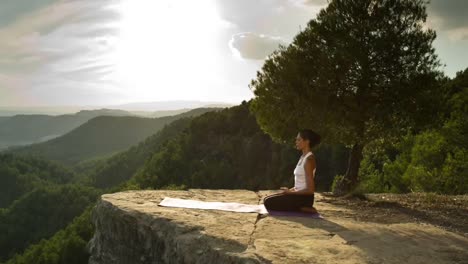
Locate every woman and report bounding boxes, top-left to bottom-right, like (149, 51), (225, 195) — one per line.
(264, 129), (321, 214)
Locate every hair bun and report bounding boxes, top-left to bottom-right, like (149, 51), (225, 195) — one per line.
(299, 129), (321, 148)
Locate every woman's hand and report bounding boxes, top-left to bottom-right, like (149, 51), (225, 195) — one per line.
(280, 187), (294, 193)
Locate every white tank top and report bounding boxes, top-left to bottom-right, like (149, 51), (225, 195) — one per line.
(294, 152), (315, 191)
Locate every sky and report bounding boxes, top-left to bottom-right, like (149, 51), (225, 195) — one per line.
(0, 0), (467, 107)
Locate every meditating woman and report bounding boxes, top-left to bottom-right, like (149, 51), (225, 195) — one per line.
(263, 129), (321, 214)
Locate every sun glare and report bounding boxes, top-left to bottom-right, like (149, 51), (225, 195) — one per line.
(111, 0), (230, 101)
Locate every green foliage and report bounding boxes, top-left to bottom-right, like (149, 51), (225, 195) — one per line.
(331, 175), (344, 193)
(358, 155), (388, 193)
(360, 129), (467, 195)
(0, 185), (101, 261)
(382, 129), (467, 194)
(5, 206), (95, 264)
(359, 68), (468, 194)
(0, 154), (76, 208)
(404, 131), (447, 191)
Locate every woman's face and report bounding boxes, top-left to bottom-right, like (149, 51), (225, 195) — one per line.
(295, 133), (309, 150)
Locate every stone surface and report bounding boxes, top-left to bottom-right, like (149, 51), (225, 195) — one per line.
(88, 189), (468, 264)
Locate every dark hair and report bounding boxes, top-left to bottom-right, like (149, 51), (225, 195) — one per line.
(299, 129), (321, 148)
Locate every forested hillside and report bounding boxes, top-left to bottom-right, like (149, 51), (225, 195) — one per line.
(7, 108), (218, 165)
(132, 102), (348, 191)
(0, 185), (100, 262)
(83, 117), (195, 189)
(0, 109), (134, 150)
(0, 154), (76, 208)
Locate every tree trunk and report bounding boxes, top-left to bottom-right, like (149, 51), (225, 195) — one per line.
(333, 143), (364, 196)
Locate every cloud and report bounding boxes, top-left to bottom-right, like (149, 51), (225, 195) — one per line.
(0, 0), (57, 27)
(427, 0), (468, 30)
(214, 0), (325, 38)
(447, 27), (468, 41)
(290, 0), (329, 7)
(0, 0), (122, 105)
(425, 1), (468, 43)
(214, 0), (325, 60)
(0, 2), (78, 64)
(229, 32), (286, 60)
(0, 1), (119, 67)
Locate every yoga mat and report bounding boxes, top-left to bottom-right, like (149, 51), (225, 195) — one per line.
(267, 210), (324, 219)
(159, 197), (268, 214)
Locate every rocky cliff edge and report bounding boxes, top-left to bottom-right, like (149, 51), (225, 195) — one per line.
(87, 189), (468, 264)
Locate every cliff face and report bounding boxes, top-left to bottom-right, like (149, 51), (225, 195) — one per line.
(87, 190), (266, 264)
(88, 190), (468, 264)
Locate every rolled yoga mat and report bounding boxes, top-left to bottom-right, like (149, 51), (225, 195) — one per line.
(159, 197), (323, 218)
(158, 197), (269, 214)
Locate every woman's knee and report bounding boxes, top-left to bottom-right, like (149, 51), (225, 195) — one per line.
(263, 195), (278, 208)
(263, 196), (272, 207)
(264, 194), (285, 210)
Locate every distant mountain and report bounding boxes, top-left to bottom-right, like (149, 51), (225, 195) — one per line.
(0, 116), (9, 124)
(8, 108), (219, 165)
(129, 108), (192, 118)
(74, 109), (134, 117)
(0, 106), (84, 116)
(112, 100), (233, 111)
(0, 109), (135, 150)
(0, 101), (234, 116)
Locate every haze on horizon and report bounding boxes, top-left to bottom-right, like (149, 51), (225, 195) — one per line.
(0, 0), (467, 108)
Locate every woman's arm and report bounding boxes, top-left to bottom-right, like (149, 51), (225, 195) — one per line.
(284, 156), (315, 195)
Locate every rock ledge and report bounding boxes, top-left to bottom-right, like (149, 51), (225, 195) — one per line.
(88, 189), (468, 264)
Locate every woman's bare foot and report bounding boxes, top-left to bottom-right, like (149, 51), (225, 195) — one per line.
(299, 206), (318, 214)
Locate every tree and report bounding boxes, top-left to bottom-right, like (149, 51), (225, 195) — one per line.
(249, 0), (443, 194)
(382, 69), (468, 194)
